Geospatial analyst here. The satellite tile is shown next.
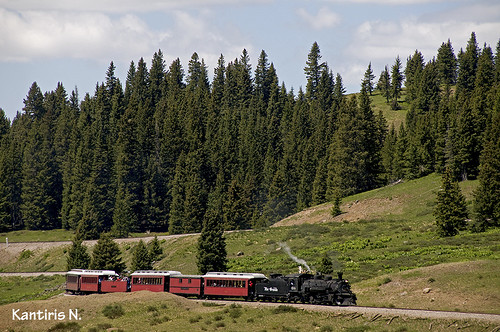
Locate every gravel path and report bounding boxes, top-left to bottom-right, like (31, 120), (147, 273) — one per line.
(0, 233), (199, 261)
(1, 272), (499, 324)
(199, 299), (500, 324)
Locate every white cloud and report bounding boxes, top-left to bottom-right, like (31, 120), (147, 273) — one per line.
(0, 9), (158, 62)
(0, 0), (271, 13)
(347, 18), (500, 65)
(0, 8), (251, 67)
(322, 0), (447, 4)
(297, 7), (341, 30)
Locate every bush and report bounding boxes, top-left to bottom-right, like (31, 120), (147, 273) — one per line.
(86, 323), (112, 332)
(46, 322), (81, 332)
(19, 249), (33, 260)
(102, 303), (125, 319)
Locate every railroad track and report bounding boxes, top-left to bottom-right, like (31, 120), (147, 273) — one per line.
(198, 299), (500, 324)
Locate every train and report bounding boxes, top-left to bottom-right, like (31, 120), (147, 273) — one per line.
(65, 269), (357, 306)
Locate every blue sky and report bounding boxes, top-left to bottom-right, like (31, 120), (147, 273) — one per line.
(1, 0), (499, 121)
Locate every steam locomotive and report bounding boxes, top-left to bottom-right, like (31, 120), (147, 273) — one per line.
(255, 272), (357, 306)
(65, 269), (357, 306)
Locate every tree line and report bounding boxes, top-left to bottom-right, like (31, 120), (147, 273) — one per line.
(0, 32), (498, 237)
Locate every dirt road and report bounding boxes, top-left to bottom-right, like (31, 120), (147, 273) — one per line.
(202, 299), (500, 324)
(0, 232), (198, 260)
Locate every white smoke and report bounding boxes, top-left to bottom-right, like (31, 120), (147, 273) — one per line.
(278, 242), (311, 272)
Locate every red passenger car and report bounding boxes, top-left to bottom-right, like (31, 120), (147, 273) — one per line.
(202, 272), (267, 299)
(66, 269), (118, 294)
(101, 278), (129, 293)
(170, 275), (203, 297)
(130, 270), (181, 292)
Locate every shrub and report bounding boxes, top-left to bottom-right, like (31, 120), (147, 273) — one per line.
(19, 249), (33, 260)
(46, 322), (81, 332)
(86, 323), (112, 332)
(102, 303), (125, 319)
(146, 305), (158, 312)
(150, 315), (170, 326)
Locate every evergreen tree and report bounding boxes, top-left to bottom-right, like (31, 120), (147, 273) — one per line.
(362, 62), (376, 95)
(21, 89), (61, 230)
(377, 66), (391, 103)
(66, 238), (91, 270)
(0, 113), (14, 231)
(90, 233), (126, 273)
(434, 168), (468, 237)
(472, 110), (500, 231)
(131, 239), (152, 271)
(304, 42), (325, 100)
(415, 59), (440, 113)
(405, 50), (424, 103)
(112, 107), (142, 237)
(436, 39), (457, 88)
(197, 205), (227, 274)
(457, 32), (479, 96)
(495, 39), (500, 83)
(317, 252), (333, 274)
(391, 56), (404, 109)
(148, 235), (163, 262)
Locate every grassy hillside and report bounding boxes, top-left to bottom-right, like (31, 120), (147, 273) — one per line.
(1, 291), (497, 332)
(368, 90), (408, 130)
(0, 173), (498, 314)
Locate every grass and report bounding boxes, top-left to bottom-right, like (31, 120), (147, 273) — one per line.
(0, 173), (498, 314)
(355, 260), (500, 314)
(0, 291), (497, 332)
(0, 275), (65, 305)
(369, 90), (408, 130)
(0, 229), (74, 243)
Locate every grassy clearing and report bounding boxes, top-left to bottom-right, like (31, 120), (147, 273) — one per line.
(369, 90), (408, 130)
(0, 291), (497, 332)
(0, 229), (74, 243)
(354, 260), (500, 314)
(0, 275), (65, 305)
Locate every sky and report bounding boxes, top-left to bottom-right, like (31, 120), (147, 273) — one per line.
(1, 0), (499, 121)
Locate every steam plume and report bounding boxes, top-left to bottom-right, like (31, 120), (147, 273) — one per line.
(278, 242), (311, 272)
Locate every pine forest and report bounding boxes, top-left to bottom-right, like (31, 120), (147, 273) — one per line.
(0, 32), (499, 239)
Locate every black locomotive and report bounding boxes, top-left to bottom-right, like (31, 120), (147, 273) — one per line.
(254, 272), (357, 305)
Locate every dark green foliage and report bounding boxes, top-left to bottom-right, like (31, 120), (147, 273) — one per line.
(330, 190), (342, 217)
(376, 66), (391, 103)
(148, 235), (163, 262)
(362, 62), (376, 95)
(197, 204), (227, 274)
(131, 239), (152, 271)
(102, 303), (125, 319)
(457, 32), (479, 96)
(391, 56), (404, 109)
(405, 50), (424, 103)
(1, 33), (498, 236)
(47, 322), (81, 332)
(436, 39), (457, 87)
(434, 169), (468, 237)
(317, 252), (333, 274)
(66, 238), (90, 270)
(327, 89), (384, 197)
(472, 109), (500, 231)
(304, 42), (325, 100)
(90, 233), (126, 273)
